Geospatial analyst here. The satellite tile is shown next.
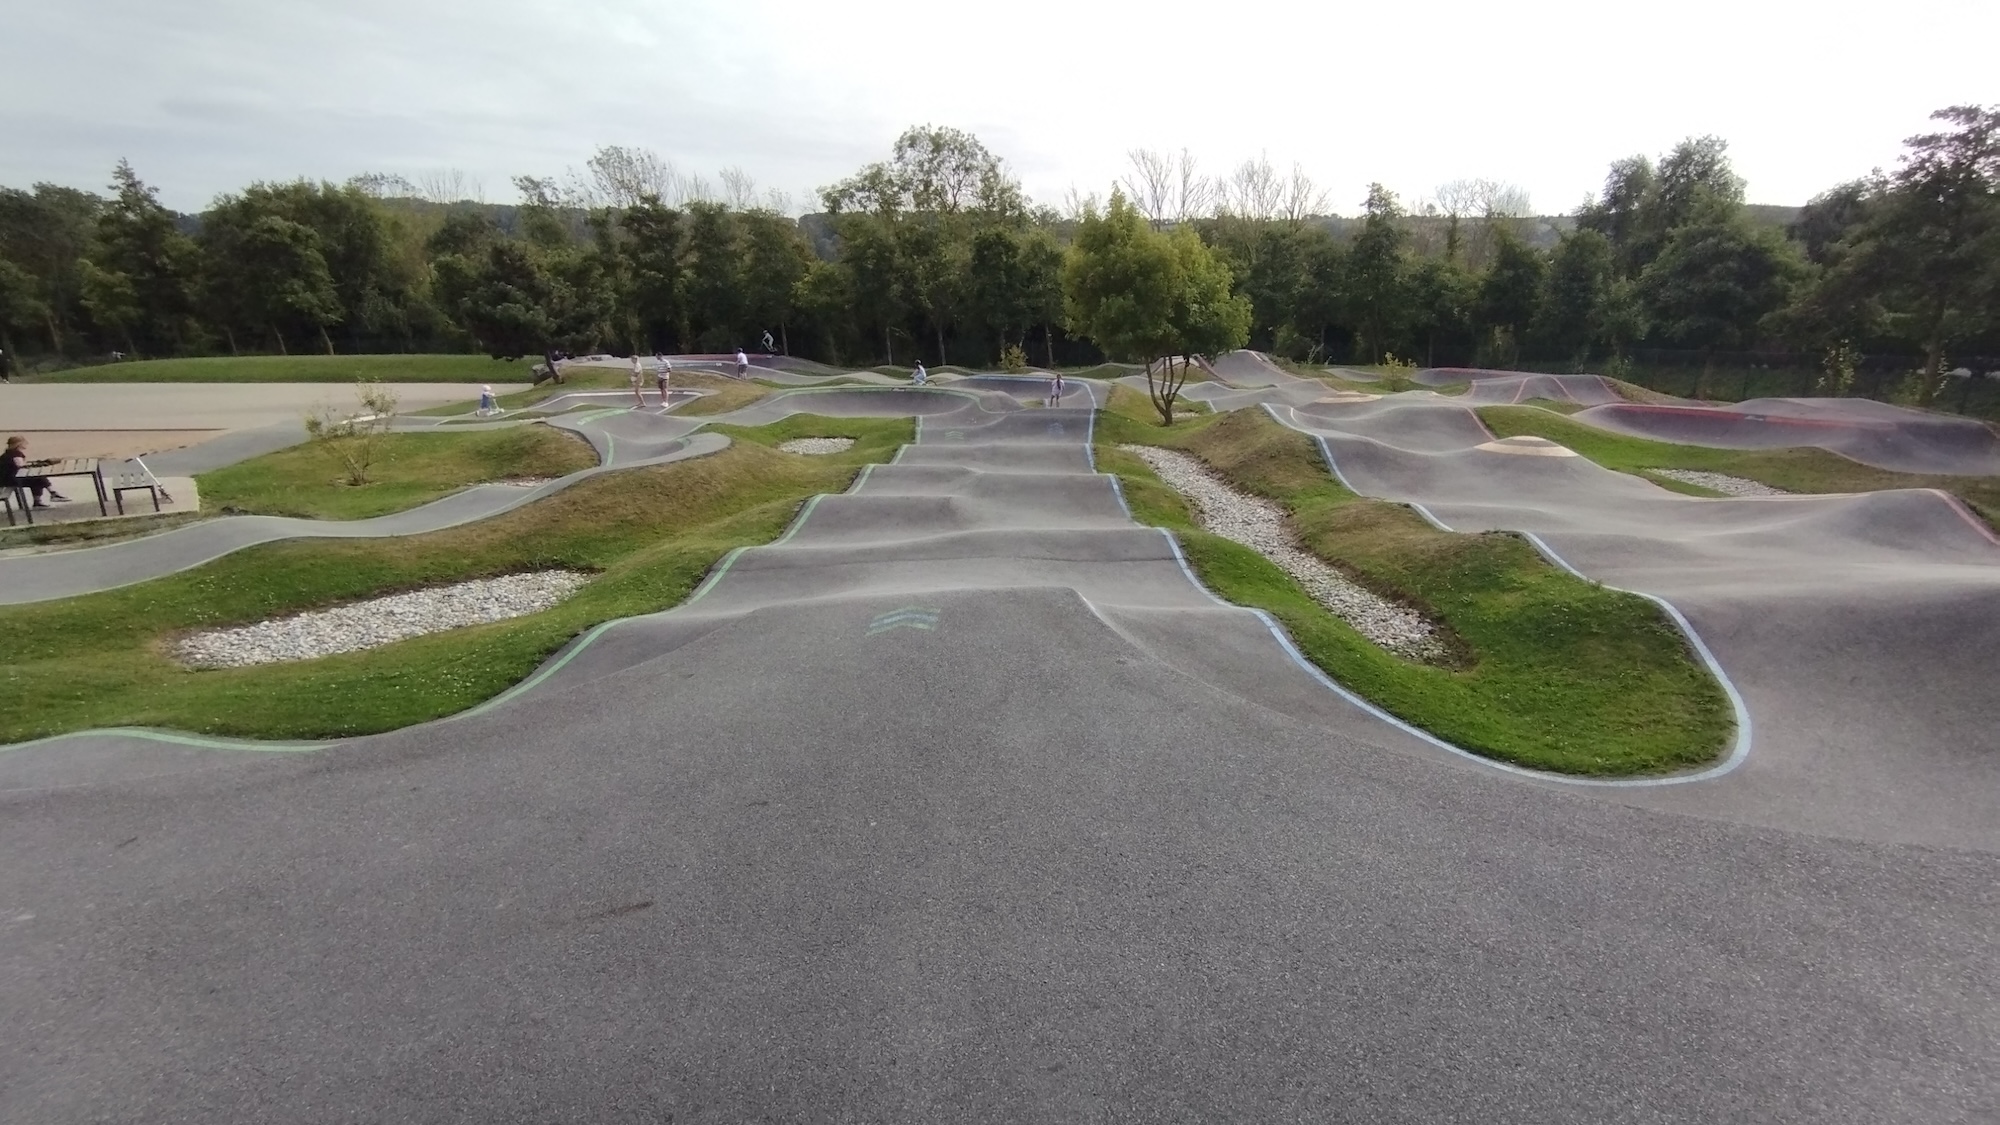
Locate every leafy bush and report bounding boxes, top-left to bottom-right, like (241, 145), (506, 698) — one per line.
(304, 379), (401, 485)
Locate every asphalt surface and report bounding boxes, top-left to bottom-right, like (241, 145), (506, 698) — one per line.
(1574, 396), (2000, 475)
(1, 360), (1995, 1122)
(0, 387), (983, 604)
(1404, 364), (2000, 475)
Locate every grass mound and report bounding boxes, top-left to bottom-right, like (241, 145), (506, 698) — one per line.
(200, 426), (600, 520)
(0, 416), (913, 745)
(29, 354), (534, 383)
(1479, 405), (2000, 523)
(1097, 388), (1732, 776)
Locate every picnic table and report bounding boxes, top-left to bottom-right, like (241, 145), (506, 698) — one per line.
(13, 458), (110, 519)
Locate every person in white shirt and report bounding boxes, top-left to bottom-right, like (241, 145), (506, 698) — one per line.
(629, 355), (648, 407)
(655, 355), (673, 407)
(735, 349), (749, 378)
(912, 361), (927, 386)
(1047, 371), (1064, 408)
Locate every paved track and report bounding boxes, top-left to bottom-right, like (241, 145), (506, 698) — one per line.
(1407, 363), (2000, 475)
(0, 387), (982, 604)
(1574, 397), (2000, 475)
(1, 362), (1995, 1121)
(1269, 394), (2000, 850)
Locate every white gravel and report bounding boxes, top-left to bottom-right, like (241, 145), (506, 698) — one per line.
(1647, 468), (1791, 496)
(175, 571), (591, 669)
(1119, 444), (1448, 662)
(778, 437), (855, 455)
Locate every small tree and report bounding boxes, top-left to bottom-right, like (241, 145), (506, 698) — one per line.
(1063, 191), (1248, 424)
(1157, 226), (1251, 422)
(304, 379), (400, 486)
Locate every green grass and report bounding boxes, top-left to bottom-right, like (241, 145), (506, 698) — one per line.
(1097, 388), (1732, 776)
(0, 416), (914, 745)
(1479, 405), (2000, 524)
(197, 425), (602, 519)
(29, 354), (536, 383)
(0, 512), (203, 553)
(1276, 359), (1429, 394)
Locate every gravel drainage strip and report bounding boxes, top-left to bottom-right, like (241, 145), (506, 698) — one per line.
(1118, 445), (1448, 663)
(778, 438), (855, 455)
(1646, 468), (1791, 496)
(174, 571), (591, 668)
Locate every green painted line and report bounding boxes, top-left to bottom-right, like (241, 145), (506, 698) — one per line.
(770, 495), (826, 546)
(0, 727), (323, 755)
(456, 617), (628, 719)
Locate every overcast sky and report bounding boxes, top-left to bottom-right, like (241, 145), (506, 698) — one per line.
(8, 0), (1995, 216)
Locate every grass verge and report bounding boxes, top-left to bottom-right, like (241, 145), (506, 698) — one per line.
(0, 512), (203, 553)
(0, 416), (913, 744)
(1096, 387), (1732, 776)
(27, 354), (534, 383)
(197, 426), (600, 520)
(1479, 405), (2000, 524)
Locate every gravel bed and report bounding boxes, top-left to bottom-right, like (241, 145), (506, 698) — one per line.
(1119, 445), (1447, 662)
(1647, 468), (1791, 496)
(778, 437), (855, 455)
(175, 571), (591, 669)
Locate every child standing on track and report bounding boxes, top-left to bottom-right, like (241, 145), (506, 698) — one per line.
(1047, 371), (1063, 407)
(735, 348), (749, 378)
(655, 355), (673, 407)
(629, 355), (647, 407)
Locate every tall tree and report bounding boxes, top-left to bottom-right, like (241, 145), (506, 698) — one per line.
(0, 185), (100, 353)
(1636, 196), (1805, 393)
(619, 197), (685, 352)
(679, 202), (743, 350)
(1824, 106), (1999, 403)
(739, 210), (812, 354)
(1532, 228), (1619, 363)
(89, 161), (196, 355)
(1339, 184), (1414, 364)
(1577, 155), (1658, 276)
(1476, 226), (1548, 365)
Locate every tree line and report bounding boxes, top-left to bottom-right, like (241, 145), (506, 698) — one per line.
(1, 108), (1994, 406)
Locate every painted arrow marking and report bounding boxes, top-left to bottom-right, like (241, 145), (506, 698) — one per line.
(867, 607), (941, 635)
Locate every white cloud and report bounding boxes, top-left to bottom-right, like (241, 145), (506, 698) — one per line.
(5, 0), (1992, 213)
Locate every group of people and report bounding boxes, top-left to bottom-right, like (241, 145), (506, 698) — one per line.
(628, 354), (678, 408)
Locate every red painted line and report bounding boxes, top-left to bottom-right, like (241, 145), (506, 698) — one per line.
(1602, 404), (1886, 433)
(1927, 489), (2000, 546)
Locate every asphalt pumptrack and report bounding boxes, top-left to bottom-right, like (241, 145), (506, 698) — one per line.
(1, 355), (1994, 1122)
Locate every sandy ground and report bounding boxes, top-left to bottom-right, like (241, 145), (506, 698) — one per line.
(1, 477), (198, 539)
(2, 383), (526, 458)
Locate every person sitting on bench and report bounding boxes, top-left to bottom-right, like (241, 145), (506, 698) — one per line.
(2, 436), (68, 507)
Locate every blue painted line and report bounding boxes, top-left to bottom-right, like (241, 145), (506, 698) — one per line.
(1258, 408), (1754, 787)
(1106, 473), (1132, 519)
(1407, 502), (1454, 533)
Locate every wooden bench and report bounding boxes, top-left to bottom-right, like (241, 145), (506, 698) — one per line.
(105, 461), (170, 515)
